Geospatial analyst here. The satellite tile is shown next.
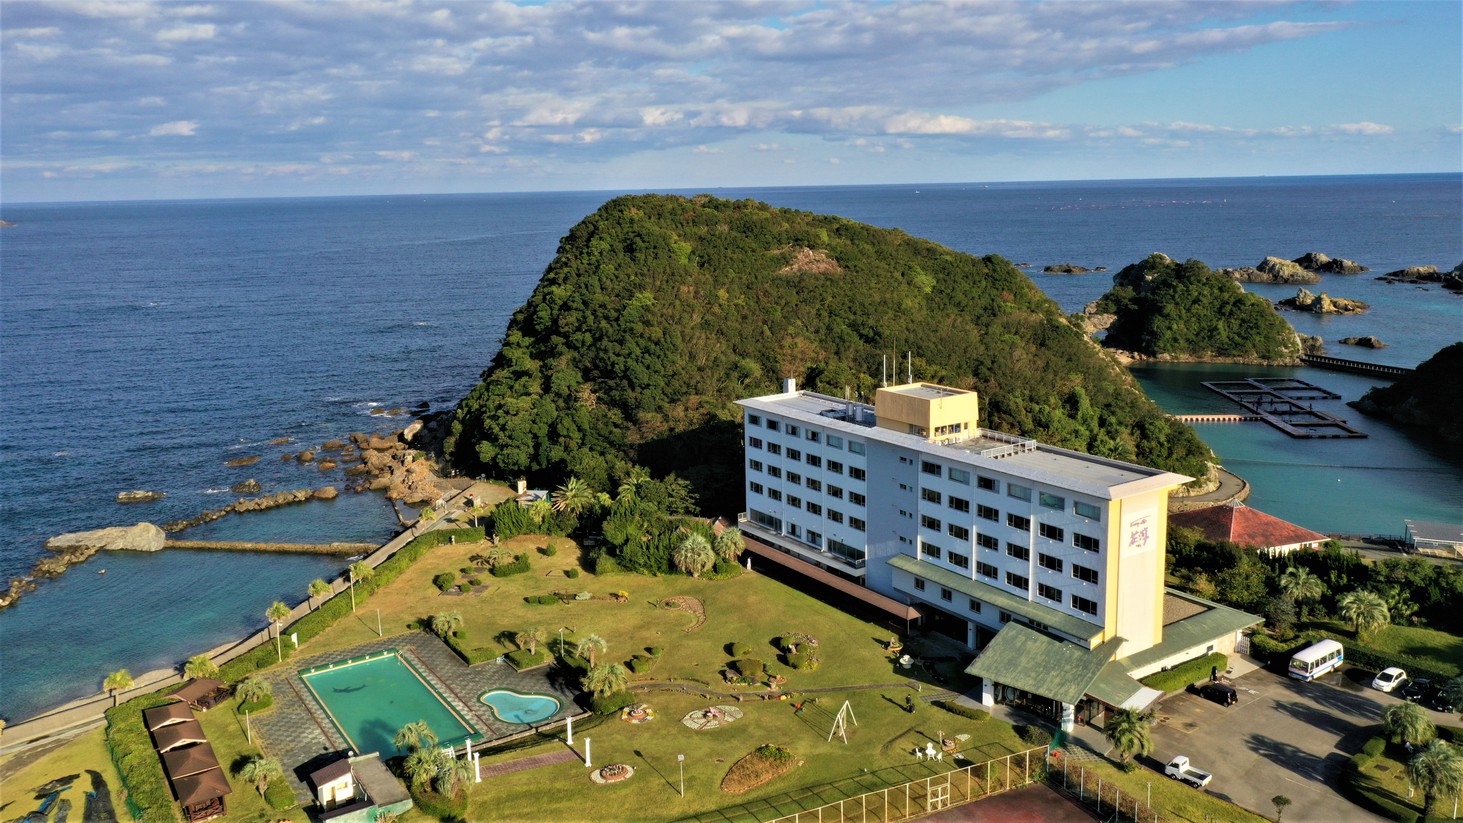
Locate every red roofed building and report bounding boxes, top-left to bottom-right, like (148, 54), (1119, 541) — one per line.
(1170, 501), (1328, 556)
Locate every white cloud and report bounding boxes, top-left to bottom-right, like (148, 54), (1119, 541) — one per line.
(692, 145), (720, 154)
(156, 23), (216, 43)
(375, 151), (416, 161)
(1327, 122), (1395, 136)
(149, 120), (198, 137)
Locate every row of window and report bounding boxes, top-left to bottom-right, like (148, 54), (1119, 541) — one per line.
(746, 414), (866, 455)
(919, 457), (1104, 522)
(748, 463), (868, 503)
(913, 576), (1101, 618)
(746, 439), (866, 480)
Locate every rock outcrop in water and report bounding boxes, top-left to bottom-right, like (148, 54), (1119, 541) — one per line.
(1339, 336), (1388, 348)
(1043, 263), (1091, 274)
(1223, 257), (1321, 284)
(1277, 288), (1369, 314)
(1294, 251), (1368, 274)
(116, 490), (165, 503)
(1376, 265), (1463, 292)
(47, 523), (166, 553)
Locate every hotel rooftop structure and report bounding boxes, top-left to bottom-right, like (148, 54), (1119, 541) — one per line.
(736, 380), (1259, 730)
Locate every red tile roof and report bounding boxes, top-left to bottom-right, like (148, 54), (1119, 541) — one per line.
(1170, 502), (1327, 550)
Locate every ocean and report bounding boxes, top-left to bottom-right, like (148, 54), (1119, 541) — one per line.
(1, 174), (1459, 722)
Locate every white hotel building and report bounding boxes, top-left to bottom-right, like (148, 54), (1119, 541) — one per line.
(736, 380), (1259, 730)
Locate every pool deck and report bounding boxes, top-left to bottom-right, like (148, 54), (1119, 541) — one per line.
(255, 631), (580, 802)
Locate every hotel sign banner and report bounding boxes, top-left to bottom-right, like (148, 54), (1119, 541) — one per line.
(1126, 510), (1156, 554)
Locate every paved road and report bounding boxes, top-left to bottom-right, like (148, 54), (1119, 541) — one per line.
(1143, 663), (1441, 823)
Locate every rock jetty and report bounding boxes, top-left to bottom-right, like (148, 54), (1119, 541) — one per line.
(1277, 288), (1369, 315)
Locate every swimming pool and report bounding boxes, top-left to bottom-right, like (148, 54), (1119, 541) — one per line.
(299, 650), (476, 757)
(480, 689), (562, 724)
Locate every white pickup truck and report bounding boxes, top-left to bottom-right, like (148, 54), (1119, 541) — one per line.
(1165, 755), (1213, 788)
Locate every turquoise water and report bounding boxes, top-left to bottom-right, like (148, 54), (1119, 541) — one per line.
(479, 689), (561, 724)
(1131, 363), (1461, 537)
(301, 652), (475, 757)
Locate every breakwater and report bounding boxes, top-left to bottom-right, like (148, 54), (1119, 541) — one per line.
(164, 540), (377, 555)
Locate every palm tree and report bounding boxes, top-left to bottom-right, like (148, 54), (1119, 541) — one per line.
(430, 611), (463, 640)
(348, 560), (373, 613)
(576, 634), (608, 668)
(238, 754), (283, 798)
(465, 503), (494, 530)
(183, 654), (218, 680)
(235, 675), (271, 706)
(583, 662), (630, 699)
(434, 754), (473, 797)
(1384, 702), (1436, 748)
(1104, 708), (1154, 766)
(1337, 590), (1390, 640)
(307, 578), (332, 611)
(266, 601), (292, 662)
(393, 720), (439, 754)
(402, 746), (444, 793)
(712, 528), (746, 563)
(672, 533), (715, 578)
(515, 626), (547, 656)
(616, 466), (650, 503)
(553, 477), (594, 517)
(103, 669), (133, 707)
(1277, 566), (1324, 619)
(1406, 739), (1463, 819)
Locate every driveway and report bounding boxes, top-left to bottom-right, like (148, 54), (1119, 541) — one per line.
(1144, 663), (1427, 823)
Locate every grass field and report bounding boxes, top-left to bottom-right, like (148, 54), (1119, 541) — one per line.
(0, 728), (128, 822)
(1306, 619), (1463, 677)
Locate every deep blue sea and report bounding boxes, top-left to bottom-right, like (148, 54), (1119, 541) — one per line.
(2, 175), (1459, 722)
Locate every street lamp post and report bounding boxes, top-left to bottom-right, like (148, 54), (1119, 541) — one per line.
(678, 754), (685, 797)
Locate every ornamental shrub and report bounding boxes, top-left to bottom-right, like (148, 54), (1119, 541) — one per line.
(785, 653), (818, 671)
(264, 780), (296, 810)
(491, 554), (532, 577)
(647, 646), (664, 658)
(628, 654), (656, 674)
(505, 649), (546, 670)
(432, 572), (457, 592)
(410, 786), (467, 821)
(594, 553), (625, 575)
(591, 690), (638, 715)
(731, 658), (765, 678)
(524, 594), (560, 606)
(936, 700), (988, 721)
(1017, 724), (1053, 746)
(236, 695), (274, 714)
(729, 642), (753, 657)
(565, 568), (581, 579)
(541, 544), (558, 557)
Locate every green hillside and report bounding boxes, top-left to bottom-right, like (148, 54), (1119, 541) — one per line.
(446, 195), (1211, 510)
(1093, 253), (1303, 361)
(1351, 342), (1463, 450)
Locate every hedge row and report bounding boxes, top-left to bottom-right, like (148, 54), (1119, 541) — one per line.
(104, 689), (187, 823)
(506, 649), (546, 670)
(935, 700), (990, 721)
(1138, 652), (1229, 692)
(218, 527), (483, 682)
(442, 632), (500, 665)
(491, 555), (531, 577)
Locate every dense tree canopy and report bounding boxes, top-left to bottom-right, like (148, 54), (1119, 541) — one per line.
(448, 195), (1212, 512)
(1351, 342), (1463, 449)
(1094, 253), (1302, 362)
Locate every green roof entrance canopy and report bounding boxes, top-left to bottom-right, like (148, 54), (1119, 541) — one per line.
(963, 623), (1123, 706)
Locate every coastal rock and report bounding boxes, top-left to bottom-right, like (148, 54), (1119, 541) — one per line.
(343, 464), (371, 477)
(370, 407), (388, 416)
(1292, 252), (1332, 270)
(268, 437), (291, 445)
(318, 460), (338, 471)
(0, 578), (38, 610)
(1277, 288), (1370, 315)
(1225, 262), (1320, 284)
(47, 522), (166, 553)
(1043, 264), (1091, 274)
(231, 478), (262, 494)
(411, 401), (431, 413)
(401, 419), (425, 442)
(296, 450), (316, 463)
(1340, 336), (1388, 348)
(321, 439), (347, 451)
(1376, 265), (1463, 291)
(313, 486), (339, 500)
(117, 490), (165, 504)
(225, 455), (261, 467)
(363, 436), (397, 451)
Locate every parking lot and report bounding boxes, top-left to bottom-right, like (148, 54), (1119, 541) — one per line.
(1144, 662), (1459, 822)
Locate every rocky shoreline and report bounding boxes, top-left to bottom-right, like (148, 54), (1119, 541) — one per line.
(0, 409), (456, 611)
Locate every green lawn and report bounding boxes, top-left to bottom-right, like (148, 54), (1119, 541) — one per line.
(1305, 620), (1463, 677)
(0, 728), (129, 822)
(196, 700), (309, 823)
(1049, 756), (1269, 823)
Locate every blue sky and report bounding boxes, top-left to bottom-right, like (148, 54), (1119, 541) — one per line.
(2, 0), (1459, 202)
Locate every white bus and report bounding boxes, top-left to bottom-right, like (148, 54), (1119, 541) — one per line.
(1289, 639), (1344, 681)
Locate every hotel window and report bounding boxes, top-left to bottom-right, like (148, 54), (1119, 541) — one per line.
(1038, 553), (1064, 572)
(976, 561), (998, 579)
(921, 515), (942, 531)
(828, 461), (844, 475)
(749, 460), (763, 472)
(1038, 583), (1062, 602)
(848, 467), (866, 481)
(940, 587), (953, 602)
(977, 504), (999, 522)
(806, 479), (822, 492)
(1000, 611), (1013, 624)
(948, 467), (971, 484)
(849, 491), (866, 506)
(923, 543), (943, 560)
(849, 517), (866, 532)
(749, 437), (763, 449)
(785, 423), (799, 436)
(787, 472), (801, 485)
(913, 578), (925, 591)
(828, 510), (844, 524)
(1006, 543), (1030, 561)
(807, 530), (822, 547)
(1006, 571), (1030, 590)
(1073, 533), (1101, 552)
(1072, 595), (1099, 615)
(1039, 492), (1065, 510)
(766, 418), (779, 430)
(749, 482), (764, 494)
(899, 482), (912, 491)
(921, 460), (942, 476)
(899, 509), (913, 519)
(787, 523), (801, 538)
(827, 434), (844, 449)
(948, 552), (970, 570)
(748, 414), (761, 426)
(977, 534), (999, 551)
(1007, 513), (1031, 531)
(1008, 483), (1032, 502)
(768, 489), (782, 501)
(806, 502), (822, 516)
(806, 430), (820, 443)
(922, 488), (942, 504)
(1039, 523), (1064, 541)
(948, 496), (970, 513)
(767, 466), (781, 478)
(1074, 501), (1101, 520)
(787, 448), (801, 461)
(806, 455), (822, 468)
(828, 485), (844, 499)
(787, 495), (802, 509)
(948, 523), (970, 540)
(977, 475), (999, 492)
(767, 443), (781, 455)
(1072, 564), (1100, 585)
(968, 599), (982, 613)
(899, 456), (913, 465)
(750, 510), (781, 530)
(848, 441), (865, 455)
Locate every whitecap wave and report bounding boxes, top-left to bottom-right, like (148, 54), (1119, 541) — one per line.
(53, 450), (72, 457)
(202, 488), (229, 494)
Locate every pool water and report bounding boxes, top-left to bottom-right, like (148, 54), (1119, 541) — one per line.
(480, 689), (562, 724)
(300, 651), (476, 756)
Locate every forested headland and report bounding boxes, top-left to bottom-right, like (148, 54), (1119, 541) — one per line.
(1091, 252), (1306, 362)
(1351, 342), (1463, 450)
(447, 195), (1212, 512)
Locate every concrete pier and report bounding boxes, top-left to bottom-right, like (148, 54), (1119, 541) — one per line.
(1202, 378), (1366, 438)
